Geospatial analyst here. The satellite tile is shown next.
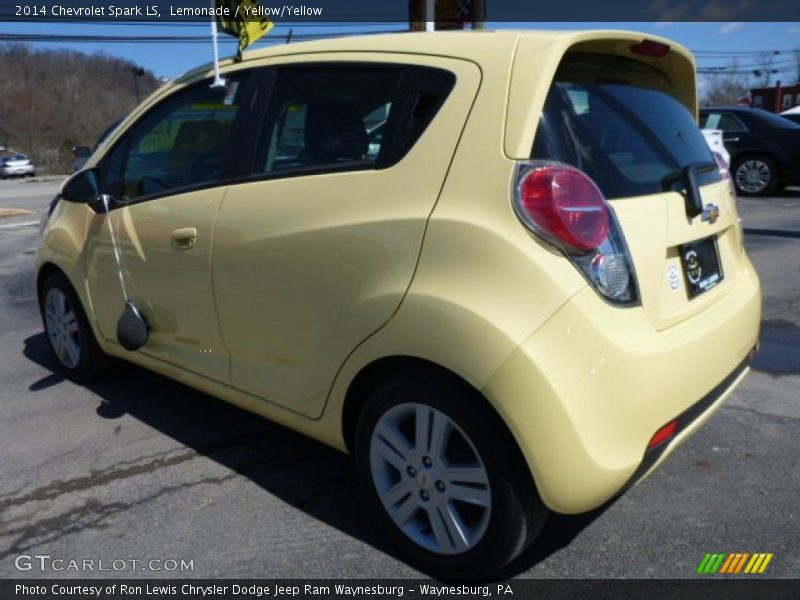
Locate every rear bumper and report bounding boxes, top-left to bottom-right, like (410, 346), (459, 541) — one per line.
(617, 356), (749, 494)
(1, 166), (34, 176)
(483, 256), (761, 514)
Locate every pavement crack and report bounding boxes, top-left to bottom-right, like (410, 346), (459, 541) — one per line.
(0, 472), (236, 559)
(0, 432), (268, 513)
(0, 447), (199, 513)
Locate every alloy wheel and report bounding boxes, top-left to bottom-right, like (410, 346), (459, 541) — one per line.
(369, 402), (492, 555)
(45, 287), (81, 369)
(735, 159), (772, 195)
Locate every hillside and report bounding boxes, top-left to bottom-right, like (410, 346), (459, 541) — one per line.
(0, 44), (160, 174)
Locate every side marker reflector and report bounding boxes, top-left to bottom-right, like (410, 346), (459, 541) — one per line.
(648, 419), (678, 449)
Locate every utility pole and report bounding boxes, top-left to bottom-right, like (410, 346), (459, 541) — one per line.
(130, 67), (145, 103)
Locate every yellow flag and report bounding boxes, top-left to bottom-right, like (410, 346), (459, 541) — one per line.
(215, 0), (274, 62)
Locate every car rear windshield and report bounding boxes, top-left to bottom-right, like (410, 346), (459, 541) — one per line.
(532, 53), (720, 200)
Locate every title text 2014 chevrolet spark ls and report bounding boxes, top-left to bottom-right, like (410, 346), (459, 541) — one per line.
(37, 30), (761, 578)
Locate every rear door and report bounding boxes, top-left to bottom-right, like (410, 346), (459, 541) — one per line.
(211, 56), (481, 417)
(700, 110), (751, 157)
(527, 50), (746, 330)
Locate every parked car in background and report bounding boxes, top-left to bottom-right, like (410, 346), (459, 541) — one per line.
(699, 106), (800, 196)
(701, 128), (730, 166)
(37, 30), (761, 578)
(779, 105), (800, 126)
(0, 153), (36, 178)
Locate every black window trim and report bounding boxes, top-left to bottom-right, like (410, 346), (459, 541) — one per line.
(232, 61), (456, 187)
(94, 61), (457, 208)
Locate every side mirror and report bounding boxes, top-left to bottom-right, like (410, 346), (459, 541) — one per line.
(61, 168), (99, 204)
(73, 146), (91, 158)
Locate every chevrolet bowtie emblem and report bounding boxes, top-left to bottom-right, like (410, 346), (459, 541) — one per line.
(702, 203), (720, 224)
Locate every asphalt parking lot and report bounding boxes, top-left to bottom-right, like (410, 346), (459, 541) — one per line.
(0, 177), (797, 579)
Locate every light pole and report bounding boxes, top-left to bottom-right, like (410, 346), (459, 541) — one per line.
(130, 67), (145, 103)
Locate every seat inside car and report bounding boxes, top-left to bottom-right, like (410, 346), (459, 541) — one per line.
(168, 119), (230, 185)
(304, 101), (369, 165)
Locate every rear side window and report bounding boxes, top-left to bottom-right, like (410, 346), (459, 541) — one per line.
(702, 112), (746, 132)
(532, 53), (720, 200)
(254, 64), (454, 175)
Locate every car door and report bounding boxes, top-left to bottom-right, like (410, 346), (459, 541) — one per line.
(701, 111), (750, 158)
(85, 74), (254, 382)
(211, 57), (481, 417)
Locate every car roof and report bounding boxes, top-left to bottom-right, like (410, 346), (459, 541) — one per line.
(177, 29), (691, 83)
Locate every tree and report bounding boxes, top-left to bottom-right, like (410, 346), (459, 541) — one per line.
(0, 44), (159, 173)
(700, 59), (751, 106)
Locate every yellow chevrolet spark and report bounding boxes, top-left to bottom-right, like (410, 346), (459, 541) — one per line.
(37, 30), (761, 577)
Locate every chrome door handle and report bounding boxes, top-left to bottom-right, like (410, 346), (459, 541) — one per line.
(171, 227), (197, 249)
(727, 137), (740, 142)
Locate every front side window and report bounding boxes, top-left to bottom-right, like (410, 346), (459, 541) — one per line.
(102, 77), (247, 201)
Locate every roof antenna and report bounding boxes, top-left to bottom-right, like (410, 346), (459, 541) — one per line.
(210, 1), (226, 88)
(425, 0), (435, 31)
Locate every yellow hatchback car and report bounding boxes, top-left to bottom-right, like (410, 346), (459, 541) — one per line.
(37, 30), (761, 577)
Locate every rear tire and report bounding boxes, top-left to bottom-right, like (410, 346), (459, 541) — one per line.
(39, 271), (113, 382)
(733, 155), (778, 196)
(354, 369), (547, 579)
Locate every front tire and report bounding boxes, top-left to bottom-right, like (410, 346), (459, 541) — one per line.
(354, 369), (547, 579)
(733, 155), (778, 196)
(39, 271), (113, 382)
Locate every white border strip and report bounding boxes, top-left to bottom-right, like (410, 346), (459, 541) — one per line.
(0, 220), (39, 229)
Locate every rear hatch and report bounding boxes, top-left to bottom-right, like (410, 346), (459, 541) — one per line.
(510, 34), (744, 330)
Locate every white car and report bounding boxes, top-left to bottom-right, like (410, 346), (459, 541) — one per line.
(0, 154), (36, 178)
(779, 105), (800, 125)
(701, 129), (730, 166)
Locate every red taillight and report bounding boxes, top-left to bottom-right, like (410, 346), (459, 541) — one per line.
(647, 420), (678, 449)
(517, 165), (610, 250)
(713, 151), (736, 198)
(630, 39), (671, 58)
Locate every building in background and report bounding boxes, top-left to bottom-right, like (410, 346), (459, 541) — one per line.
(750, 82), (800, 113)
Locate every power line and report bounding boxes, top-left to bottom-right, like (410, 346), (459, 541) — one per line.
(0, 29), (401, 44)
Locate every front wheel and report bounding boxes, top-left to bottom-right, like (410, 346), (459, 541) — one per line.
(733, 155), (778, 196)
(354, 370), (547, 579)
(40, 271), (113, 381)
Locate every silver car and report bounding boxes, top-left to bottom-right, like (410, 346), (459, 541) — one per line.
(0, 154), (36, 178)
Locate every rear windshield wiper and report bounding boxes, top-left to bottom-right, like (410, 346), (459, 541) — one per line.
(662, 161), (716, 219)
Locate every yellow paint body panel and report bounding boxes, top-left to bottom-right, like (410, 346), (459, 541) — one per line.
(85, 189), (230, 382)
(36, 29), (762, 515)
(212, 53), (481, 417)
(483, 260), (760, 513)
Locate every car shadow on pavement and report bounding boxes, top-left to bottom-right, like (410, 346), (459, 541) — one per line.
(775, 188), (800, 198)
(23, 332), (609, 579)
